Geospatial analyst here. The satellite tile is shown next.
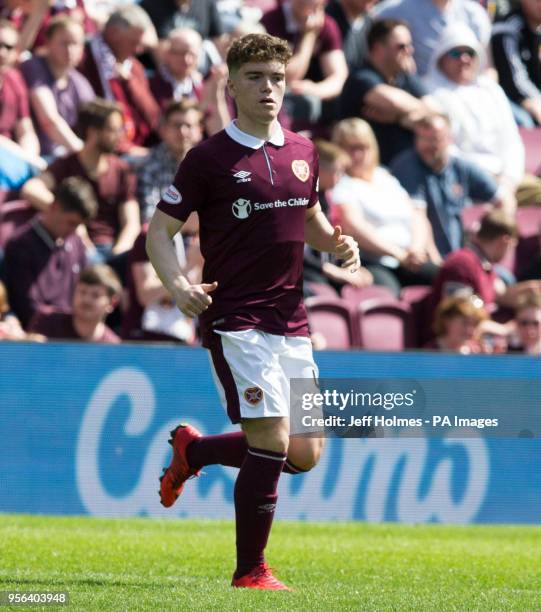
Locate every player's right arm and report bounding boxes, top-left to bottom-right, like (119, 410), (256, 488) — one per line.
(146, 209), (216, 317)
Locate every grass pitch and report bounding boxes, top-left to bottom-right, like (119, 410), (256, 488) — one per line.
(1, 515), (540, 611)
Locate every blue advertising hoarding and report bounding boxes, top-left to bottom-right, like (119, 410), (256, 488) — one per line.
(0, 342), (539, 523)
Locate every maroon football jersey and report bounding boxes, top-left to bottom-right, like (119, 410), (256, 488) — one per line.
(157, 121), (319, 345)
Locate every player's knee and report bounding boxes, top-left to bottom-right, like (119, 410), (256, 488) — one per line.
(242, 417), (290, 455)
(288, 438), (325, 471)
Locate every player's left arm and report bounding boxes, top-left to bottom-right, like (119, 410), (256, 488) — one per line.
(305, 203), (360, 271)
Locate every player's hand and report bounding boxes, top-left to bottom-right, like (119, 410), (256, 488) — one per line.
(332, 226), (360, 272)
(175, 281), (218, 318)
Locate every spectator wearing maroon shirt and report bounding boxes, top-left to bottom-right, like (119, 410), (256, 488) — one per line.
(19, 15), (95, 159)
(29, 264), (121, 343)
(0, 19), (40, 156)
(21, 99), (141, 264)
(77, 5), (160, 156)
(262, 0), (348, 128)
(4, 176), (96, 327)
(429, 210), (541, 330)
(147, 33), (359, 591)
(121, 223), (200, 343)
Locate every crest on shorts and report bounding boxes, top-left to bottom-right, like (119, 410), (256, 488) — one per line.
(292, 160), (310, 182)
(244, 386), (264, 405)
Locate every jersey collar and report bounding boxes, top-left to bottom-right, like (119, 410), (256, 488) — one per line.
(225, 120), (285, 149)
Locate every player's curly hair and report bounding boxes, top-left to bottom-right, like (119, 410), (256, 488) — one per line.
(226, 33), (292, 74)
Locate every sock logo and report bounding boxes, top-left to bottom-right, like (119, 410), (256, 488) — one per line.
(244, 386), (263, 405)
(257, 503), (276, 513)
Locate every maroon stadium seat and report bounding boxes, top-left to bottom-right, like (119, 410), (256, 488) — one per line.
(519, 127), (541, 176)
(516, 206), (541, 238)
(461, 203), (489, 235)
(340, 284), (395, 306)
(0, 200), (36, 248)
(305, 296), (358, 349)
(355, 298), (414, 351)
(305, 281), (339, 298)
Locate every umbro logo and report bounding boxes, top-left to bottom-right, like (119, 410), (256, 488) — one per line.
(233, 170), (252, 183)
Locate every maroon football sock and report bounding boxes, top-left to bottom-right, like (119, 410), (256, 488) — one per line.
(186, 431), (247, 470)
(233, 447), (285, 579)
(186, 432), (308, 474)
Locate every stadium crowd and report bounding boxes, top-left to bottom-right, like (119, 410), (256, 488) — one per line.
(1, 0), (541, 355)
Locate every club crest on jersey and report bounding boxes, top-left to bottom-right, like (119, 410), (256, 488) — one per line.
(244, 386), (263, 405)
(232, 198), (252, 219)
(292, 160), (310, 182)
(163, 185), (182, 204)
(233, 170), (252, 183)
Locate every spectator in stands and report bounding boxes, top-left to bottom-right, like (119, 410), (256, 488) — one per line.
(0, 19), (40, 157)
(508, 293), (541, 353)
(137, 99), (203, 223)
(340, 19), (437, 165)
(374, 0), (491, 77)
(331, 117), (440, 296)
(121, 224), (199, 343)
(29, 264), (121, 343)
(2, 0), (95, 54)
(21, 99), (140, 264)
(0, 279), (45, 341)
(391, 113), (505, 258)
(150, 27), (204, 108)
(492, 0), (541, 127)
(78, 5), (160, 155)
(326, 0), (377, 70)
(149, 27), (229, 135)
(4, 176), (96, 328)
(425, 24), (541, 210)
(427, 293), (488, 352)
(19, 15), (95, 160)
(304, 139), (373, 294)
(262, 0), (348, 129)
(429, 210), (541, 315)
(140, 0), (225, 41)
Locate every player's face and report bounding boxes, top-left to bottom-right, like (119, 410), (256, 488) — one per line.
(516, 306), (541, 348)
(228, 61), (286, 126)
(73, 283), (114, 322)
(161, 109), (203, 156)
(438, 46), (478, 85)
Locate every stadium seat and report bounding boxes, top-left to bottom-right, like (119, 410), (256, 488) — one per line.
(0, 200), (36, 248)
(516, 206), (541, 238)
(355, 298), (414, 351)
(305, 296), (358, 349)
(519, 127), (541, 176)
(340, 284), (395, 306)
(399, 285), (432, 304)
(461, 203), (489, 235)
(305, 281), (339, 298)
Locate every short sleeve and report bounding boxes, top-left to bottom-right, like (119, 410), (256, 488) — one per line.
(19, 57), (50, 90)
(119, 161), (137, 202)
(320, 15), (343, 53)
(340, 68), (383, 118)
(462, 159), (499, 202)
(156, 148), (208, 221)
